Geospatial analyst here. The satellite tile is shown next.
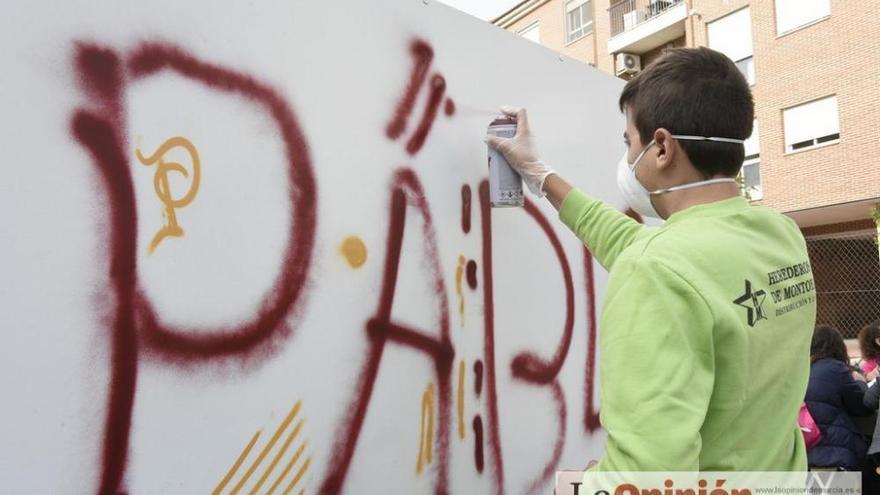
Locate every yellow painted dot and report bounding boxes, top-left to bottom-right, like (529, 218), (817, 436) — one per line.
(341, 236), (368, 268)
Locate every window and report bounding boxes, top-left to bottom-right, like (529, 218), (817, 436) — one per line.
(783, 96), (840, 153)
(775, 0), (830, 35)
(734, 58), (755, 87)
(741, 120), (762, 200)
(518, 22), (540, 43)
(708, 8), (755, 85)
(742, 161), (761, 201)
(565, 0), (593, 43)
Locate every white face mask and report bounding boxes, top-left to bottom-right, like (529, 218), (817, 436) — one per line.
(616, 135), (745, 219)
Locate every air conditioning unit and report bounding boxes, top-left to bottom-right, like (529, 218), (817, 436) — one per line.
(616, 53), (641, 75)
(622, 10), (646, 31)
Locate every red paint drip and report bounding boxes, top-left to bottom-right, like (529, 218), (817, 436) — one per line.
(320, 168), (452, 495)
(461, 184), (471, 234)
(466, 260), (478, 291)
(624, 207), (643, 224)
(125, 42), (317, 361)
(73, 111), (138, 495)
(583, 248), (601, 433)
(72, 45), (135, 495)
(405, 74), (446, 155)
(509, 199), (575, 384)
(524, 381), (567, 495)
(473, 359), (483, 397)
(478, 180), (505, 495)
(386, 39), (434, 140)
(473, 415), (485, 474)
(444, 98), (456, 116)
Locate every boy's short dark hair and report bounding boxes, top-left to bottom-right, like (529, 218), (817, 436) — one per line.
(618, 47), (755, 178)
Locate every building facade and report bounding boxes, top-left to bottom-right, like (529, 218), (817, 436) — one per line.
(494, 0), (880, 338)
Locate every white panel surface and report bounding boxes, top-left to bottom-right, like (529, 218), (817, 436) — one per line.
(0, 1), (627, 493)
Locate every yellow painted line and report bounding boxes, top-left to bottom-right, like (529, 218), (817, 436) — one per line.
(426, 396), (433, 465)
(266, 441), (308, 495)
(249, 420), (305, 495)
(457, 360), (466, 440)
(230, 401), (302, 495)
(281, 457), (312, 495)
(416, 382), (435, 474)
(212, 430), (262, 495)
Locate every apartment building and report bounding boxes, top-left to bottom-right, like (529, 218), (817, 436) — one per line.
(494, 0), (880, 338)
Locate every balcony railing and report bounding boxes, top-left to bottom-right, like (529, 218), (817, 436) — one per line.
(609, 0), (683, 37)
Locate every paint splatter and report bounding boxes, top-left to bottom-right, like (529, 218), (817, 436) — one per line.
(340, 236), (368, 268)
(473, 360), (483, 398)
(461, 184), (471, 234)
(466, 260), (478, 290)
(472, 415), (484, 474)
(444, 98), (456, 116)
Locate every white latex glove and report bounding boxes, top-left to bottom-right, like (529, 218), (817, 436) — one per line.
(484, 106), (555, 198)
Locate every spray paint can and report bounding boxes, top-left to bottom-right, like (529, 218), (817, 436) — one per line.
(487, 115), (524, 208)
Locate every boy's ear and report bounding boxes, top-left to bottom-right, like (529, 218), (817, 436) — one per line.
(652, 128), (675, 169)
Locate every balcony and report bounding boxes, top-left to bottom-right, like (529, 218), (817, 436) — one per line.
(608, 0), (687, 55)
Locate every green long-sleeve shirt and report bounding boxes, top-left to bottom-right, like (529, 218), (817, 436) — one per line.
(560, 189), (816, 471)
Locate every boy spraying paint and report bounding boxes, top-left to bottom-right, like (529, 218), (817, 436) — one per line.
(486, 47), (816, 471)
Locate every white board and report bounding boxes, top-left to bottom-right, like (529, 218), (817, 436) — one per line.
(0, 0), (627, 493)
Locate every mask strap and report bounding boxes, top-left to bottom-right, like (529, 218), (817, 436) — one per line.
(671, 135), (746, 144)
(650, 177), (738, 196)
(633, 134), (744, 195)
(628, 140), (655, 169)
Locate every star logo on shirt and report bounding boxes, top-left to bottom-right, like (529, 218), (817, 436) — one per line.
(733, 279), (768, 327)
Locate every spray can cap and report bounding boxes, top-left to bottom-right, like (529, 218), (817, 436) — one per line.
(489, 115), (517, 126)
